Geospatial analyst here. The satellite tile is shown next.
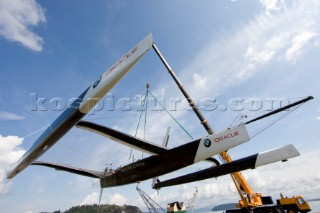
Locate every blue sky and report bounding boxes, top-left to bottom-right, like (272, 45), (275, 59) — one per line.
(1, 0), (320, 212)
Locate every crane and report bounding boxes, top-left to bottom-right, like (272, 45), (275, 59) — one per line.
(152, 43), (311, 213)
(186, 187), (198, 213)
(136, 185), (166, 213)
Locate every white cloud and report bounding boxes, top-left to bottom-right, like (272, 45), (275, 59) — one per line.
(193, 73), (208, 90)
(237, 0), (320, 76)
(0, 135), (25, 194)
(135, 178), (239, 210)
(259, 0), (283, 15)
(108, 193), (127, 206)
(236, 150), (320, 201)
(153, 0), (320, 103)
(80, 191), (99, 205)
(80, 191), (127, 206)
(243, 170), (267, 189)
(286, 31), (317, 62)
(0, 111), (25, 120)
(0, 0), (46, 51)
(200, 180), (237, 199)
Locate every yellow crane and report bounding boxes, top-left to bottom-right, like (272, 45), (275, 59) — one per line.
(221, 151), (263, 208)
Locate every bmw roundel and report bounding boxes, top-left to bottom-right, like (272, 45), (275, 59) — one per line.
(93, 76), (102, 88)
(204, 139), (211, 148)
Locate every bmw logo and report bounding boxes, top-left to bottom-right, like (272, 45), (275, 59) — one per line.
(204, 139), (211, 148)
(93, 76), (102, 88)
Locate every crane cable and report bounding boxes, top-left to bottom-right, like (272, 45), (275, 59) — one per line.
(130, 84), (193, 160)
(129, 86), (149, 160)
(147, 90), (193, 139)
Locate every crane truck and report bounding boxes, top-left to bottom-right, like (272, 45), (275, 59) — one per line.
(222, 151), (311, 213)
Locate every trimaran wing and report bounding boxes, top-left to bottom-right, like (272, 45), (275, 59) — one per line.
(32, 161), (104, 178)
(7, 34), (153, 179)
(153, 144), (300, 189)
(76, 121), (168, 155)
